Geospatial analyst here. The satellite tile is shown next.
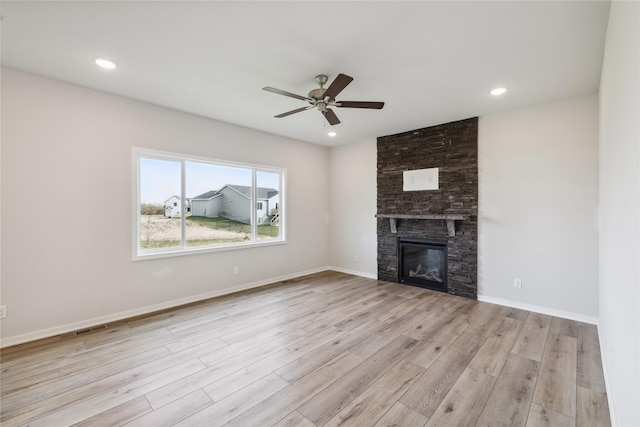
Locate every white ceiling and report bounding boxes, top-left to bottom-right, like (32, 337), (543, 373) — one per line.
(0, 1), (610, 147)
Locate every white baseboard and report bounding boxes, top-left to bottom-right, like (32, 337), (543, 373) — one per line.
(477, 295), (599, 325)
(0, 266), (330, 349)
(327, 266), (377, 280)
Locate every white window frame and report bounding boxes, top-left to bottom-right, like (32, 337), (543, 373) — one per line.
(133, 147), (286, 260)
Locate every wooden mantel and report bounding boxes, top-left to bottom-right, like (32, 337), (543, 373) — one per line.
(376, 213), (469, 237)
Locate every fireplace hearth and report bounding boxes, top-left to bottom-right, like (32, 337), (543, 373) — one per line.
(398, 238), (447, 292)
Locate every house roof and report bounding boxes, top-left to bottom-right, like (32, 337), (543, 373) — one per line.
(191, 190), (220, 200)
(224, 185), (278, 200)
(192, 185), (278, 201)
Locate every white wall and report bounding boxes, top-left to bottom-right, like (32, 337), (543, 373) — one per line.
(478, 94), (600, 322)
(598, 1), (640, 425)
(0, 68), (330, 346)
(328, 139), (378, 278)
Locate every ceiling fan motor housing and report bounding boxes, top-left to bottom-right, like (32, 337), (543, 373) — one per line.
(308, 88), (327, 101)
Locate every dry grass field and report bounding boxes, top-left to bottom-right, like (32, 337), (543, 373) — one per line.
(140, 215), (278, 249)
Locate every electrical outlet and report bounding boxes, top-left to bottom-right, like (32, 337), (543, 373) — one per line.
(514, 278), (522, 288)
(234, 266), (239, 275)
(0, 305), (6, 319)
(354, 254), (359, 263)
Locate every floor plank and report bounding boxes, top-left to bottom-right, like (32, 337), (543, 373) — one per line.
(374, 402), (427, 427)
(424, 367), (496, 426)
(401, 302), (479, 370)
(576, 386), (611, 427)
(399, 339), (479, 418)
(532, 333), (578, 418)
(203, 325), (342, 401)
(476, 353), (540, 427)
(19, 359), (206, 427)
(175, 374), (288, 427)
(73, 396), (153, 427)
(125, 389), (213, 427)
(549, 317), (578, 338)
(512, 312), (552, 362)
(271, 411), (316, 427)
(298, 335), (419, 426)
(468, 315), (524, 377)
(350, 309), (432, 358)
(324, 359), (424, 427)
(274, 315), (386, 383)
(223, 351), (363, 427)
(526, 403), (576, 427)
(577, 323), (606, 393)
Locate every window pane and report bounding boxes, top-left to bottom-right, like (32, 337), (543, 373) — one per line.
(256, 170), (281, 240)
(135, 149), (285, 259)
(139, 157), (181, 250)
(186, 161), (252, 247)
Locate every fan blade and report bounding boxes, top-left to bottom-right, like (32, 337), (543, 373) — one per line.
(336, 101), (385, 109)
(323, 74), (353, 100)
(322, 108), (341, 126)
(275, 106), (314, 118)
(263, 87), (310, 102)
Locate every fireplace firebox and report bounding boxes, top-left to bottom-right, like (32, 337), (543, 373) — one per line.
(398, 238), (447, 292)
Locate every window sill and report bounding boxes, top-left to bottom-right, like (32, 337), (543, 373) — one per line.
(133, 238), (286, 261)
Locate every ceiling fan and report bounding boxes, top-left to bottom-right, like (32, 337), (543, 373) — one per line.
(263, 73), (384, 126)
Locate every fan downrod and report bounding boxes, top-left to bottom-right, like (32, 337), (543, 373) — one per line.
(315, 75), (328, 87)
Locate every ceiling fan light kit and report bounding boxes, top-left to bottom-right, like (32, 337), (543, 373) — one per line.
(263, 73), (385, 126)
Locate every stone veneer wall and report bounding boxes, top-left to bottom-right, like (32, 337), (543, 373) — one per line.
(377, 117), (478, 299)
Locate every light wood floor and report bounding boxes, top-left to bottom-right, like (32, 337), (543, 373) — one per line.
(0, 271), (610, 426)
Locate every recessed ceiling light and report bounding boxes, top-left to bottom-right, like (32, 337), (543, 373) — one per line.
(490, 87), (507, 96)
(328, 131), (337, 137)
(94, 57), (117, 70)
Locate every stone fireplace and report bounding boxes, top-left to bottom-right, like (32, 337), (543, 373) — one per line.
(377, 117), (478, 299)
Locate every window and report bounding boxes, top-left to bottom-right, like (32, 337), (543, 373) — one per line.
(134, 148), (285, 259)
